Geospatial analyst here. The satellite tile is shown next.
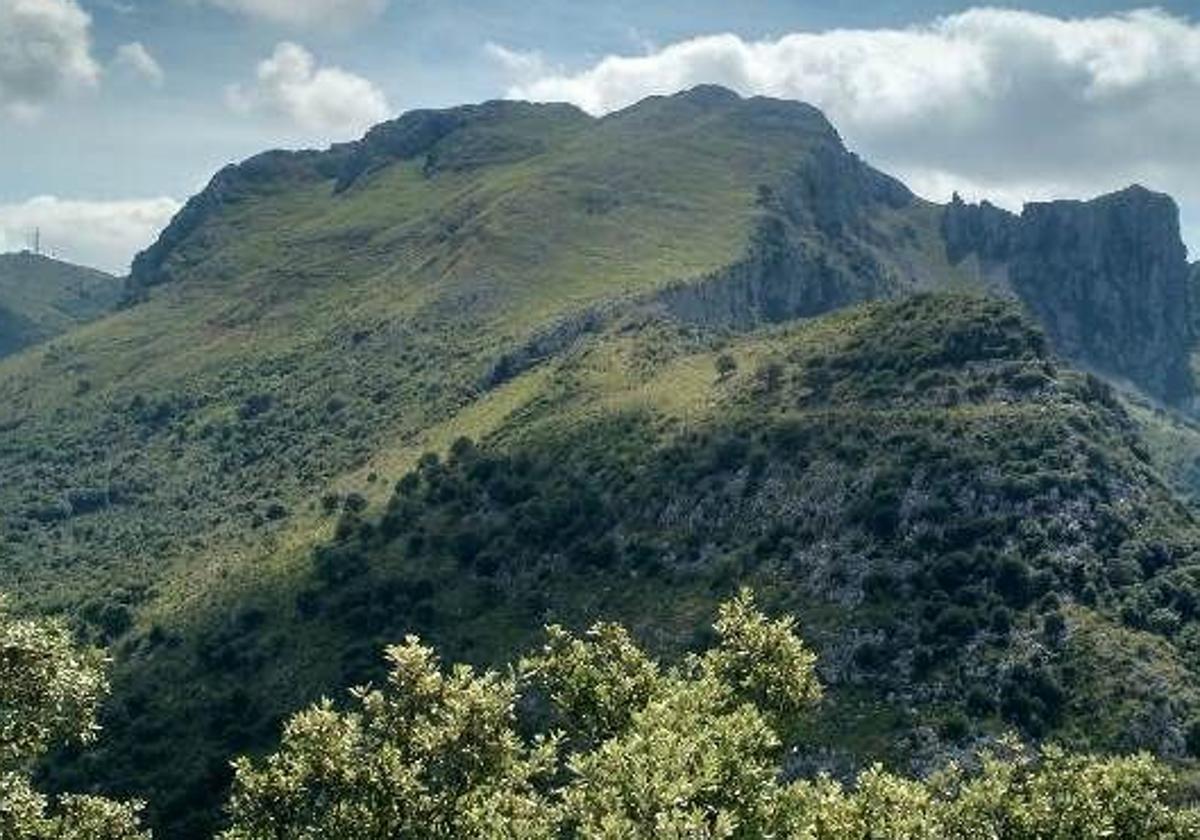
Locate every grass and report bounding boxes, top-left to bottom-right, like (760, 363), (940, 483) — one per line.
(4, 91), (1198, 837)
(35, 293), (1200, 837)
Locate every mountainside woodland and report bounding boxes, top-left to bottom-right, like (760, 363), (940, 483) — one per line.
(3, 87), (1200, 837)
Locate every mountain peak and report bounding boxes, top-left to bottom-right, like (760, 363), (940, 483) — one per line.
(670, 83), (744, 107)
(1022, 183), (1179, 217)
(1108, 182), (1169, 201)
(945, 184), (1194, 403)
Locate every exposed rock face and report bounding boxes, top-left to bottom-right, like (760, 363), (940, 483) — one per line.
(943, 187), (1196, 404)
(655, 214), (893, 327)
(656, 113), (915, 328)
(1191, 262), (1200, 337)
(942, 197), (1016, 265)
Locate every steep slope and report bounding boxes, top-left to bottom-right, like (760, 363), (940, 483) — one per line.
(0, 89), (963, 611)
(57, 295), (1200, 837)
(943, 188), (1196, 404)
(0, 251), (122, 357)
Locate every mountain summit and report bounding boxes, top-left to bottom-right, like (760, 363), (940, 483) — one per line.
(945, 185), (1195, 403)
(132, 86), (1197, 404)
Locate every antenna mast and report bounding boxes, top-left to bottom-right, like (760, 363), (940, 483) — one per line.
(34, 228), (41, 256)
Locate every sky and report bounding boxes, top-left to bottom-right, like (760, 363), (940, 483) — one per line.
(1, 0), (1198, 273)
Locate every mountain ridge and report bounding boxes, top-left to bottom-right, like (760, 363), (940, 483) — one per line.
(4, 86), (1200, 837)
(129, 86), (1197, 407)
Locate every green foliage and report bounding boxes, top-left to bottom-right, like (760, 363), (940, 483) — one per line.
(224, 595), (1200, 839)
(702, 588), (822, 726)
(223, 641), (557, 839)
(0, 595), (147, 839)
(521, 622), (659, 746)
(12, 291), (1200, 837)
(0, 596), (109, 770)
(0, 252), (121, 359)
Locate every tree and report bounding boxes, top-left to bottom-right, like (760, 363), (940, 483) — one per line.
(715, 353), (738, 380)
(223, 590), (1200, 839)
(0, 595), (148, 839)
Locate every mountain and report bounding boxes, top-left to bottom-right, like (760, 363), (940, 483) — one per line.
(943, 188), (1196, 405)
(0, 251), (122, 358)
(2, 87), (1199, 836)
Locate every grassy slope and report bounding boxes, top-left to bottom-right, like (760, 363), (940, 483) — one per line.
(3, 90), (1190, 834)
(54, 294), (1200, 837)
(0, 252), (121, 356)
(0, 90), (965, 609)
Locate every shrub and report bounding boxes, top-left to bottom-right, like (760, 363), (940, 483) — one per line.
(0, 595), (148, 839)
(222, 593), (1200, 840)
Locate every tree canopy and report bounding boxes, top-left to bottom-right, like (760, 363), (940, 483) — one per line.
(222, 590), (1200, 839)
(0, 595), (147, 839)
(4, 588), (1198, 838)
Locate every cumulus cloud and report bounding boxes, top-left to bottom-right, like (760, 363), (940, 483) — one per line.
(0, 196), (182, 274)
(208, 0), (387, 28)
(0, 0), (101, 119)
(227, 41), (390, 137)
(114, 42), (164, 86)
(504, 8), (1200, 253)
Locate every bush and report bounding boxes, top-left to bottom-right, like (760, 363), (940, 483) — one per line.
(221, 593), (1200, 840)
(0, 595), (148, 839)
(715, 353), (738, 379)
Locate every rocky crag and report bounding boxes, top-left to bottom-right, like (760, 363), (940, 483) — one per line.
(942, 187), (1195, 405)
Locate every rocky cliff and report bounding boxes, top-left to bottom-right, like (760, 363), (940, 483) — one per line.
(942, 187), (1196, 404)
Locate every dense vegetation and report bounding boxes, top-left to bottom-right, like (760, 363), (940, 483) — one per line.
(300, 295), (1200, 749)
(223, 592), (1200, 839)
(38, 294), (1200, 837)
(3, 89), (1200, 836)
(0, 596), (145, 839)
(9, 590), (1200, 838)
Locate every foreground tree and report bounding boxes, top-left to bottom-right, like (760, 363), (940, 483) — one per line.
(0, 595), (147, 839)
(224, 590), (1200, 838)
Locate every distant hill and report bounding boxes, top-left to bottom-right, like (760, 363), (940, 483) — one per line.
(0, 251), (122, 357)
(2, 87), (1199, 837)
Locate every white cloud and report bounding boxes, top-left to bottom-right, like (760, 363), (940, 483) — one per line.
(504, 8), (1200, 253)
(114, 42), (164, 87)
(0, 0), (101, 119)
(484, 43), (549, 82)
(226, 41), (390, 137)
(208, 0), (387, 28)
(0, 196), (182, 274)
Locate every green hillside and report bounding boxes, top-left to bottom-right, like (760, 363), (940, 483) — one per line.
(46, 294), (1200, 836)
(3, 88), (1200, 836)
(0, 251), (122, 358)
(1, 89), (964, 612)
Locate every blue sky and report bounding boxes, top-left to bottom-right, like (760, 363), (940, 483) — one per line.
(2, 0), (1199, 271)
